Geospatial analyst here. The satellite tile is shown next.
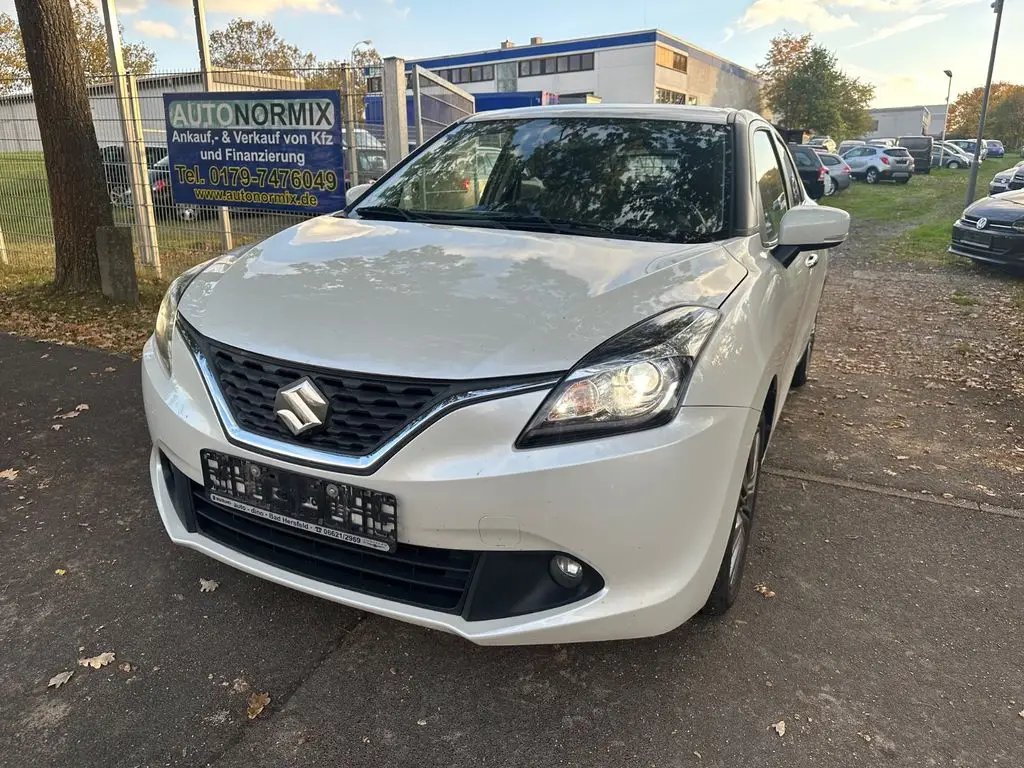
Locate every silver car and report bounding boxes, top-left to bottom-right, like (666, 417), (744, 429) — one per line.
(990, 160), (1024, 195)
(947, 139), (987, 161)
(843, 145), (914, 184)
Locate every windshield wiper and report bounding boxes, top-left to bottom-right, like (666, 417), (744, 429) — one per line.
(483, 212), (622, 237)
(353, 205), (417, 222)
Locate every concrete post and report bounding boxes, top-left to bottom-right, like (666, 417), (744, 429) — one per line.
(343, 67), (360, 188)
(126, 74), (161, 274)
(411, 65), (425, 147)
(0, 226), (8, 266)
(382, 57), (409, 169)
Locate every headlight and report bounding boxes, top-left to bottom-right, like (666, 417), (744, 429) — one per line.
(517, 306), (719, 448)
(1013, 219), (1024, 233)
(153, 243), (257, 373)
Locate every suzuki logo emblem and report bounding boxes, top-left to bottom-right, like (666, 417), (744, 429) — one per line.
(274, 377), (328, 436)
(976, 217), (988, 230)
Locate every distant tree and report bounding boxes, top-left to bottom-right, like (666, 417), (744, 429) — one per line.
(946, 82), (1019, 139)
(13, 0), (113, 292)
(758, 32), (874, 139)
(985, 86), (1024, 149)
(0, 0), (154, 93)
(209, 18), (317, 72)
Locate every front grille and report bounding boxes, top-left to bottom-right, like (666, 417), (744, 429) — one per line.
(962, 215), (1017, 232)
(182, 322), (517, 458)
(192, 486), (478, 613)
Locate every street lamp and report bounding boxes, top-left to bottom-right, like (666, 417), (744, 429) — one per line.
(939, 69), (952, 167)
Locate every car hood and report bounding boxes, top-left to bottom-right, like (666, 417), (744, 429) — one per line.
(178, 216), (747, 379)
(968, 190), (1024, 217)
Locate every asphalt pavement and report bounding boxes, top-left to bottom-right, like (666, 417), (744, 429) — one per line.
(1, 270), (1022, 766)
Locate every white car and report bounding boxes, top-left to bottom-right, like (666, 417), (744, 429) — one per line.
(143, 105), (849, 645)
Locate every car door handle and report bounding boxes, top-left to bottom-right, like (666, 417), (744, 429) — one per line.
(805, 253), (820, 268)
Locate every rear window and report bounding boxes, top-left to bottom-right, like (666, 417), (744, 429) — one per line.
(884, 148), (911, 158)
(820, 154), (841, 166)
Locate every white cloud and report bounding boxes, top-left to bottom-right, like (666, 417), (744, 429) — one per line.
(849, 13), (946, 46)
(119, 0), (148, 13)
(133, 18), (180, 38)
(191, 0), (343, 15)
(739, 0), (856, 31)
(721, 27), (735, 43)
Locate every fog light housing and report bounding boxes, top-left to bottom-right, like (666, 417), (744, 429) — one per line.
(550, 554), (584, 588)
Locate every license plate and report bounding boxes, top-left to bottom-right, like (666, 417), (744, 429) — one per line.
(201, 450), (398, 552)
(960, 230), (992, 248)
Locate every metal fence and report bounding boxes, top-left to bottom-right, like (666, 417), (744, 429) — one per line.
(0, 64), (396, 280)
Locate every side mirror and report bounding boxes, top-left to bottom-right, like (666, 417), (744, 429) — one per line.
(778, 205), (849, 251)
(345, 183), (373, 207)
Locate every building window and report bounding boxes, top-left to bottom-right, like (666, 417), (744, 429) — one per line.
(435, 65), (495, 84)
(656, 88), (687, 104)
(515, 52), (596, 78)
(656, 46), (688, 73)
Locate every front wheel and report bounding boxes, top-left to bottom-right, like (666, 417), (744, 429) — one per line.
(948, 160), (961, 169)
(702, 421), (764, 616)
(865, 168), (879, 184)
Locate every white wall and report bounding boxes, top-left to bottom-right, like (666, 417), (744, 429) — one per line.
(867, 108), (931, 139)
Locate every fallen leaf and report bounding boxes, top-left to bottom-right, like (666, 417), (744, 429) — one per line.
(50, 424), (62, 431)
(771, 720), (786, 737)
(0, 468), (19, 481)
(47, 670), (74, 689)
(199, 578), (219, 593)
(119, 663), (133, 673)
(247, 691), (270, 719)
(68, 366), (77, 371)
(754, 583), (776, 599)
(55, 568), (67, 576)
(78, 651), (115, 669)
(693, 751), (702, 760)
(103, 366), (117, 372)
(75, 404), (89, 412)
(231, 677), (249, 694)
(895, 455), (910, 461)
(416, 718), (427, 726)
(1018, 710), (1024, 719)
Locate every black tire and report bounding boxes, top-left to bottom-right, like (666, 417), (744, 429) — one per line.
(948, 160), (961, 169)
(791, 324), (815, 388)
(702, 419), (764, 616)
(865, 167), (879, 184)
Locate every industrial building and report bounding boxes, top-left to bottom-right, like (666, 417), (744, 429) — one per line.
(406, 30), (762, 110)
(864, 105), (933, 139)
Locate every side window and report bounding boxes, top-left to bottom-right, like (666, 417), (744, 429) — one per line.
(752, 131), (789, 244)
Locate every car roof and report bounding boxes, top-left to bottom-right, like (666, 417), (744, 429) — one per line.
(463, 103), (747, 125)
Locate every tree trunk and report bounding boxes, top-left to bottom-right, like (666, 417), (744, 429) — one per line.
(14, 0), (113, 293)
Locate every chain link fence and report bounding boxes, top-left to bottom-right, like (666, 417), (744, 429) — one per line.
(0, 65), (390, 281)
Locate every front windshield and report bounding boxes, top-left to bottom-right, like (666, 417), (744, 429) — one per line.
(353, 117), (732, 244)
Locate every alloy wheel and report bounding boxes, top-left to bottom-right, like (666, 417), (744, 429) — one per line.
(866, 168), (879, 184)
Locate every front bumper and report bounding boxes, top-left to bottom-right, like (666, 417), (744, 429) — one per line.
(949, 221), (1024, 269)
(142, 333), (760, 644)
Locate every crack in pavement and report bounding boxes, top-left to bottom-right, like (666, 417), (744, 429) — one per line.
(766, 466), (1024, 521)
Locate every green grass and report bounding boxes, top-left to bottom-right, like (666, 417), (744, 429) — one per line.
(950, 292), (981, 306)
(0, 150), (305, 279)
(829, 158), (1020, 266)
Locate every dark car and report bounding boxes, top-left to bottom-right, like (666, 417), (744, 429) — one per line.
(897, 135), (933, 174)
(818, 152), (851, 193)
(787, 144), (828, 199)
(149, 155), (207, 221)
(343, 148), (388, 190)
(100, 144), (167, 206)
(949, 189), (1024, 270)
(989, 161), (1024, 195)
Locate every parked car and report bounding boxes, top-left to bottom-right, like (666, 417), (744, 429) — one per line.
(788, 143), (830, 199)
(867, 138), (896, 148)
(984, 139), (1005, 158)
(818, 152), (852, 192)
(989, 160), (1024, 195)
(843, 145), (915, 184)
(947, 139), (988, 161)
(342, 148), (389, 190)
(149, 156), (205, 221)
(808, 135), (837, 153)
(837, 140), (865, 156)
(142, 105), (850, 644)
(897, 135), (933, 174)
(932, 145), (973, 169)
(100, 144), (167, 206)
(950, 188), (1024, 270)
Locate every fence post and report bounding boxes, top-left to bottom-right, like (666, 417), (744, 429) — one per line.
(410, 65), (425, 148)
(126, 74), (160, 274)
(343, 66), (360, 188)
(0, 226), (8, 266)
(101, 0), (160, 273)
(192, 0), (233, 252)
(382, 57), (408, 169)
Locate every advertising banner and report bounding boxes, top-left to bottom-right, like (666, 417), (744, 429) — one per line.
(163, 90), (344, 214)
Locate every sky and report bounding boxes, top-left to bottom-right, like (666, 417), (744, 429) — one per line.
(4, 0), (1021, 108)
